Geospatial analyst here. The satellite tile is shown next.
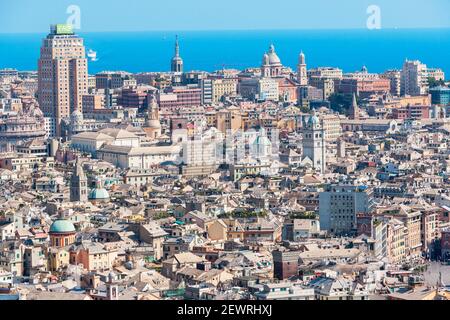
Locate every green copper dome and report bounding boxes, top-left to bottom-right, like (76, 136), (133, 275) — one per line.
(49, 219), (76, 234)
(254, 135), (271, 146)
(88, 188), (110, 200)
(308, 114), (320, 126)
(88, 178), (110, 200)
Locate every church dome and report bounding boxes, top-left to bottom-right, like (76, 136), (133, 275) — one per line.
(267, 44), (281, 65)
(88, 187), (110, 200)
(262, 53), (270, 66)
(88, 178), (110, 200)
(108, 271), (117, 283)
(49, 219), (76, 234)
(308, 114), (320, 126)
(253, 135), (272, 147)
(71, 110), (83, 124)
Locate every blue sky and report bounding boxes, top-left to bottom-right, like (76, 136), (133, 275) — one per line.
(1, 0), (450, 33)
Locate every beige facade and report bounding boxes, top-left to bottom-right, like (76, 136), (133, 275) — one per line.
(97, 145), (182, 169)
(320, 114), (343, 141)
(70, 242), (119, 271)
(380, 206), (423, 261)
(216, 107), (242, 134)
(0, 155), (55, 172)
(387, 219), (407, 264)
(47, 248), (70, 271)
(212, 78), (238, 103)
(82, 94), (104, 113)
(206, 219), (228, 241)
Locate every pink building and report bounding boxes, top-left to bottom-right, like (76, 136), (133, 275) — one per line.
(337, 78), (391, 96)
(392, 105), (430, 120)
(158, 86), (202, 109)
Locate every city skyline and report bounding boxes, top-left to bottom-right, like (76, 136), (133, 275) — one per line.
(1, 2), (450, 305)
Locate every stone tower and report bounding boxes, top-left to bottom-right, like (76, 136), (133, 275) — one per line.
(302, 111), (326, 173)
(349, 93), (359, 120)
(70, 158), (88, 202)
(337, 137), (346, 158)
(143, 95), (161, 139)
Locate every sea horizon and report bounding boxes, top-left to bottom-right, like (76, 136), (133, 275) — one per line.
(1, 28), (449, 75)
(2, 26), (450, 34)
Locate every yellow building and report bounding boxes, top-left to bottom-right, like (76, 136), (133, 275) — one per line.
(384, 95), (431, 109)
(387, 219), (407, 264)
(379, 205), (423, 260)
(222, 219), (245, 241)
(47, 247), (70, 271)
(211, 78), (238, 103)
(205, 111), (217, 127)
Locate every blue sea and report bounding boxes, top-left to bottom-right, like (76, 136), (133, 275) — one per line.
(0, 28), (449, 75)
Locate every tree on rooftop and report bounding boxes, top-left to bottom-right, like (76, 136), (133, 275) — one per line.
(289, 211), (317, 219)
(428, 77), (445, 88)
(153, 212), (170, 220)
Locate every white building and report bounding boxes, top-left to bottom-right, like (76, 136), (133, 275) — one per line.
(427, 68), (445, 81)
(258, 78), (279, 102)
(400, 60), (428, 96)
(307, 67), (343, 80)
(255, 283), (315, 300)
(71, 132), (114, 156)
(301, 113), (326, 173)
(239, 77), (279, 102)
(44, 117), (56, 139)
(71, 128), (140, 156)
(97, 145), (182, 169)
(319, 185), (374, 235)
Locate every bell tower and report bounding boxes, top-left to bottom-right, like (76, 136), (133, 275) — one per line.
(70, 158), (87, 202)
(302, 111), (326, 173)
(171, 35), (184, 73)
(297, 51), (308, 86)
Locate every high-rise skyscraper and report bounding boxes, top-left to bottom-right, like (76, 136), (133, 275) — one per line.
(70, 159), (88, 202)
(302, 112), (326, 173)
(400, 59), (428, 96)
(38, 24), (88, 137)
(297, 51), (308, 86)
(171, 35), (184, 73)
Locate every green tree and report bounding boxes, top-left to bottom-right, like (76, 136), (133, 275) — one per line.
(153, 212), (170, 220)
(299, 105), (310, 113)
(428, 77), (445, 88)
(289, 211), (317, 219)
(329, 93), (354, 115)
